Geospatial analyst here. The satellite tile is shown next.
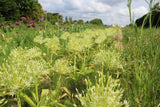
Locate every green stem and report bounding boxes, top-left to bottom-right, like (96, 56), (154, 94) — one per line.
(35, 84), (39, 104)
(74, 53), (77, 73)
(17, 91), (21, 107)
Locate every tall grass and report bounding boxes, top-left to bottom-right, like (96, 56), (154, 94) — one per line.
(121, 0), (160, 106)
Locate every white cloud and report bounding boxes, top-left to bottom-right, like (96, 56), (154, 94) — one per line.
(133, 6), (148, 17)
(38, 0), (151, 26)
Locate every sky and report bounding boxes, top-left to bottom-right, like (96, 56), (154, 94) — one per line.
(38, 0), (159, 26)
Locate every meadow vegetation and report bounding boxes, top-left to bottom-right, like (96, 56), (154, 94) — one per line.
(0, 0), (160, 107)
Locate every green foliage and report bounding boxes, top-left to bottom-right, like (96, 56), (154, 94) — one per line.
(65, 16), (69, 23)
(135, 1), (160, 27)
(45, 13), (63, 24)
(89, 18), (103, 25)
(15, 0), (37, 16)
(77, 19), (84, 24)
(0, 0), (40, 21)
(33, 3), (44, 21)
(0, 0), (20, 20)
(152, 1), (160, 10)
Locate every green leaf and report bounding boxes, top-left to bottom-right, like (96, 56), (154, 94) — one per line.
(20, 92), (36, 107)
(40, 89), (49, 99)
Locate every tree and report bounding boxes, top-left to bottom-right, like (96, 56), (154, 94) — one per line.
(135, 2), (160, 27)
(0, 0), (20, 20)
(14, 0), (37, 21)
(33, 3), (44, 21)
(90, 18), (103, 25)
(0, 0), (39, 21)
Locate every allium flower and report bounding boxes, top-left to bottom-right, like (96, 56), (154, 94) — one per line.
(38, 18), (43, 22)
(95, 33), (107, 44)
(32, 24), (36, 28)
(27, 24), (31, 28)
(60, 32), (70, 40)
(53, 58), (74, 74)
(76, 75), (129, 107)
(114, 35), (122, 41)
(92, 50), (123, 70)
(0, 47), (47, 94)
(34, 35), (44, 44)
(10, 26), (15, 29)
(60, 16), (63, 19)
(67, 36), (84, 52)
(0, 24), (5, 27)
(31, 20), (35, 25)
(44, 36), (60, 51)
(14, 22), (21, 26)
(20, 17), (27, 22)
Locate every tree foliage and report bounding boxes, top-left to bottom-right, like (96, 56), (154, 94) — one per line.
(0, 0), (20, 20)
(90, 18), (103, 25)
(0, 0), (41, 21)
(135, 1), (160, 27)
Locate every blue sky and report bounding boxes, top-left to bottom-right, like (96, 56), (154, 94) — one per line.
(38, 0), (159, 26)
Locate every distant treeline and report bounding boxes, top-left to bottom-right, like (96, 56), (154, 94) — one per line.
(0, 0), (105, 25)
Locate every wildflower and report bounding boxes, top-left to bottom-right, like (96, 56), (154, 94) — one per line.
(76, 75), (129, 107)
(6, 26), (9, 28)
(27, 24), (31, 28)
(32, 24), (36, 28)
(44, 36), (60, 51)
(60, 32), (70, 40)
(44, 10), (47, 12)
(55, 22), (59, 26)
(60, 16), (63, 19)
(0, 24), (5, 27)
(92, 50), (123, 70)
(0, 47), (47, 94)
(10, 26), (15, 29)
(20, 17), (27, 22)
(38, 18), (43, 22)
(95, 33), (107, 44)
(14, 22), (21, 26)
(53, 58), (74, 74)
(34, 35), (44, 44)
(114, 35), (122, 41)
(31, 20), (35, 25)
